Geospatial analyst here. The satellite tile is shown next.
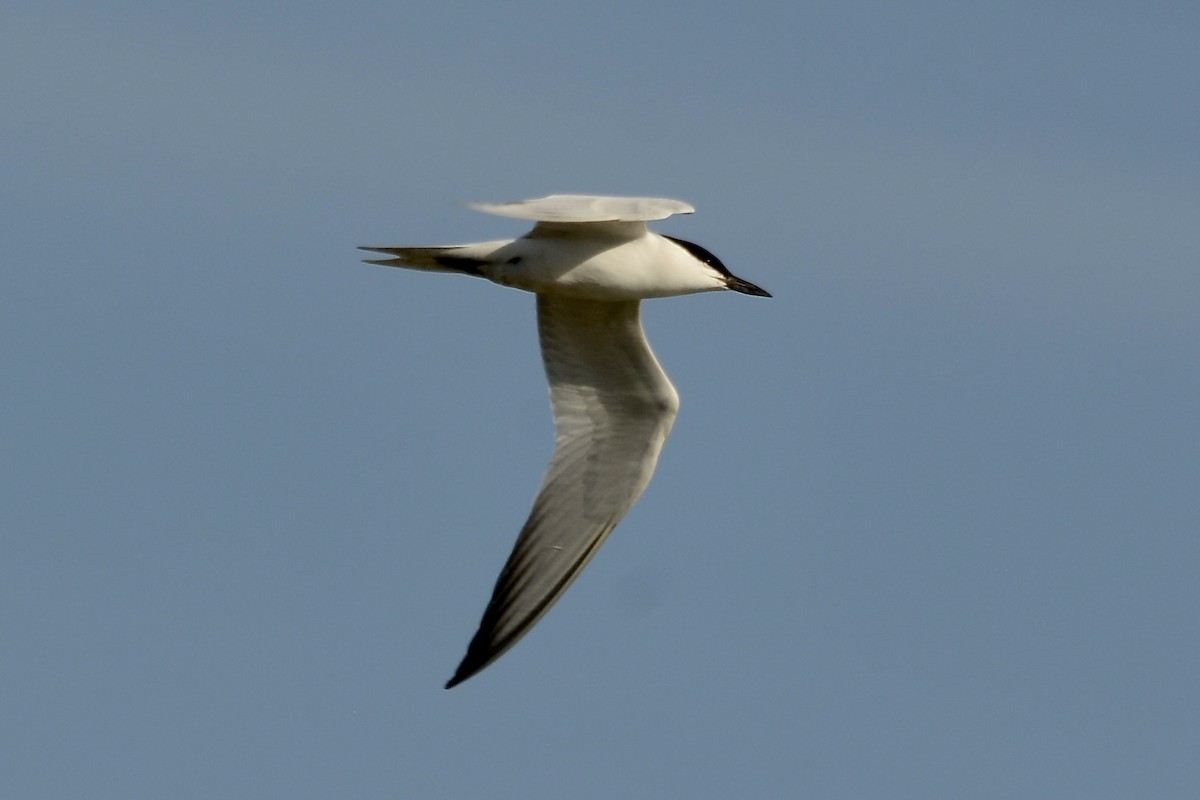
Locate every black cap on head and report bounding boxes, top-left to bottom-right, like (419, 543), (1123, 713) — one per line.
(665, 236), (771, 298)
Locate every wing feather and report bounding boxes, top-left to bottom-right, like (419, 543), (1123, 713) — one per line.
(468, 194), (694, 223)
(445, 296), (679, 687)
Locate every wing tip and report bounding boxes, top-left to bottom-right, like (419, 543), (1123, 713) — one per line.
(444, 653), (487, 689)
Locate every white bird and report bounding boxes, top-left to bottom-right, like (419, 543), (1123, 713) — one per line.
(360, 194), (770, 688)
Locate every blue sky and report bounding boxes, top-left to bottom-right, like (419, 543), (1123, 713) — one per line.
(4, 2), (1198, 797)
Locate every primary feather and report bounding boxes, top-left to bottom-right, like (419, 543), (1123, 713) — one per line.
(445, 296), (678, 688)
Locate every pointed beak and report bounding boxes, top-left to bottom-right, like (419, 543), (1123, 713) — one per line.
(725, 274), (772, 297)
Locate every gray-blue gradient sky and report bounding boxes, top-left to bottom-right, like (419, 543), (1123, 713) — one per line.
(4, 2), (1198, 797)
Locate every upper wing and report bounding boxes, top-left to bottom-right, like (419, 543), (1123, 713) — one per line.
(467, 194), (695, 223)
(445, 296), (680, 688)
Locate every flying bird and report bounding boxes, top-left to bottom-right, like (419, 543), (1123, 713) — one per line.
(360, 194), (770, 688)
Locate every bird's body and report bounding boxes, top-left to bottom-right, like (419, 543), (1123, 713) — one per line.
(361, 194), (769, 688)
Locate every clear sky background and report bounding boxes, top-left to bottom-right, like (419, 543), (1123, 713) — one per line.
(4, 2), (1198, 797)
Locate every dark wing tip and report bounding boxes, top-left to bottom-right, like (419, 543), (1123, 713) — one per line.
(443, 640), (494, 689)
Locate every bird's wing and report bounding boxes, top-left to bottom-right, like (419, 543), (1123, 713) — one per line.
(467, 194), (695, 223)
(446, 295), (680, 688)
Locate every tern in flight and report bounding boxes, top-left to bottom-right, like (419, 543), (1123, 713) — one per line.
(361, 194), (770, 688)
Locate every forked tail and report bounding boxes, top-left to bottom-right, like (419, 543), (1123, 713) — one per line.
(358, 240), (511, 277)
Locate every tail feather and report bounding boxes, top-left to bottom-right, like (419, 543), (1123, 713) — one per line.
(359, 245), (470, 273)
(358, 239), (513, 276)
